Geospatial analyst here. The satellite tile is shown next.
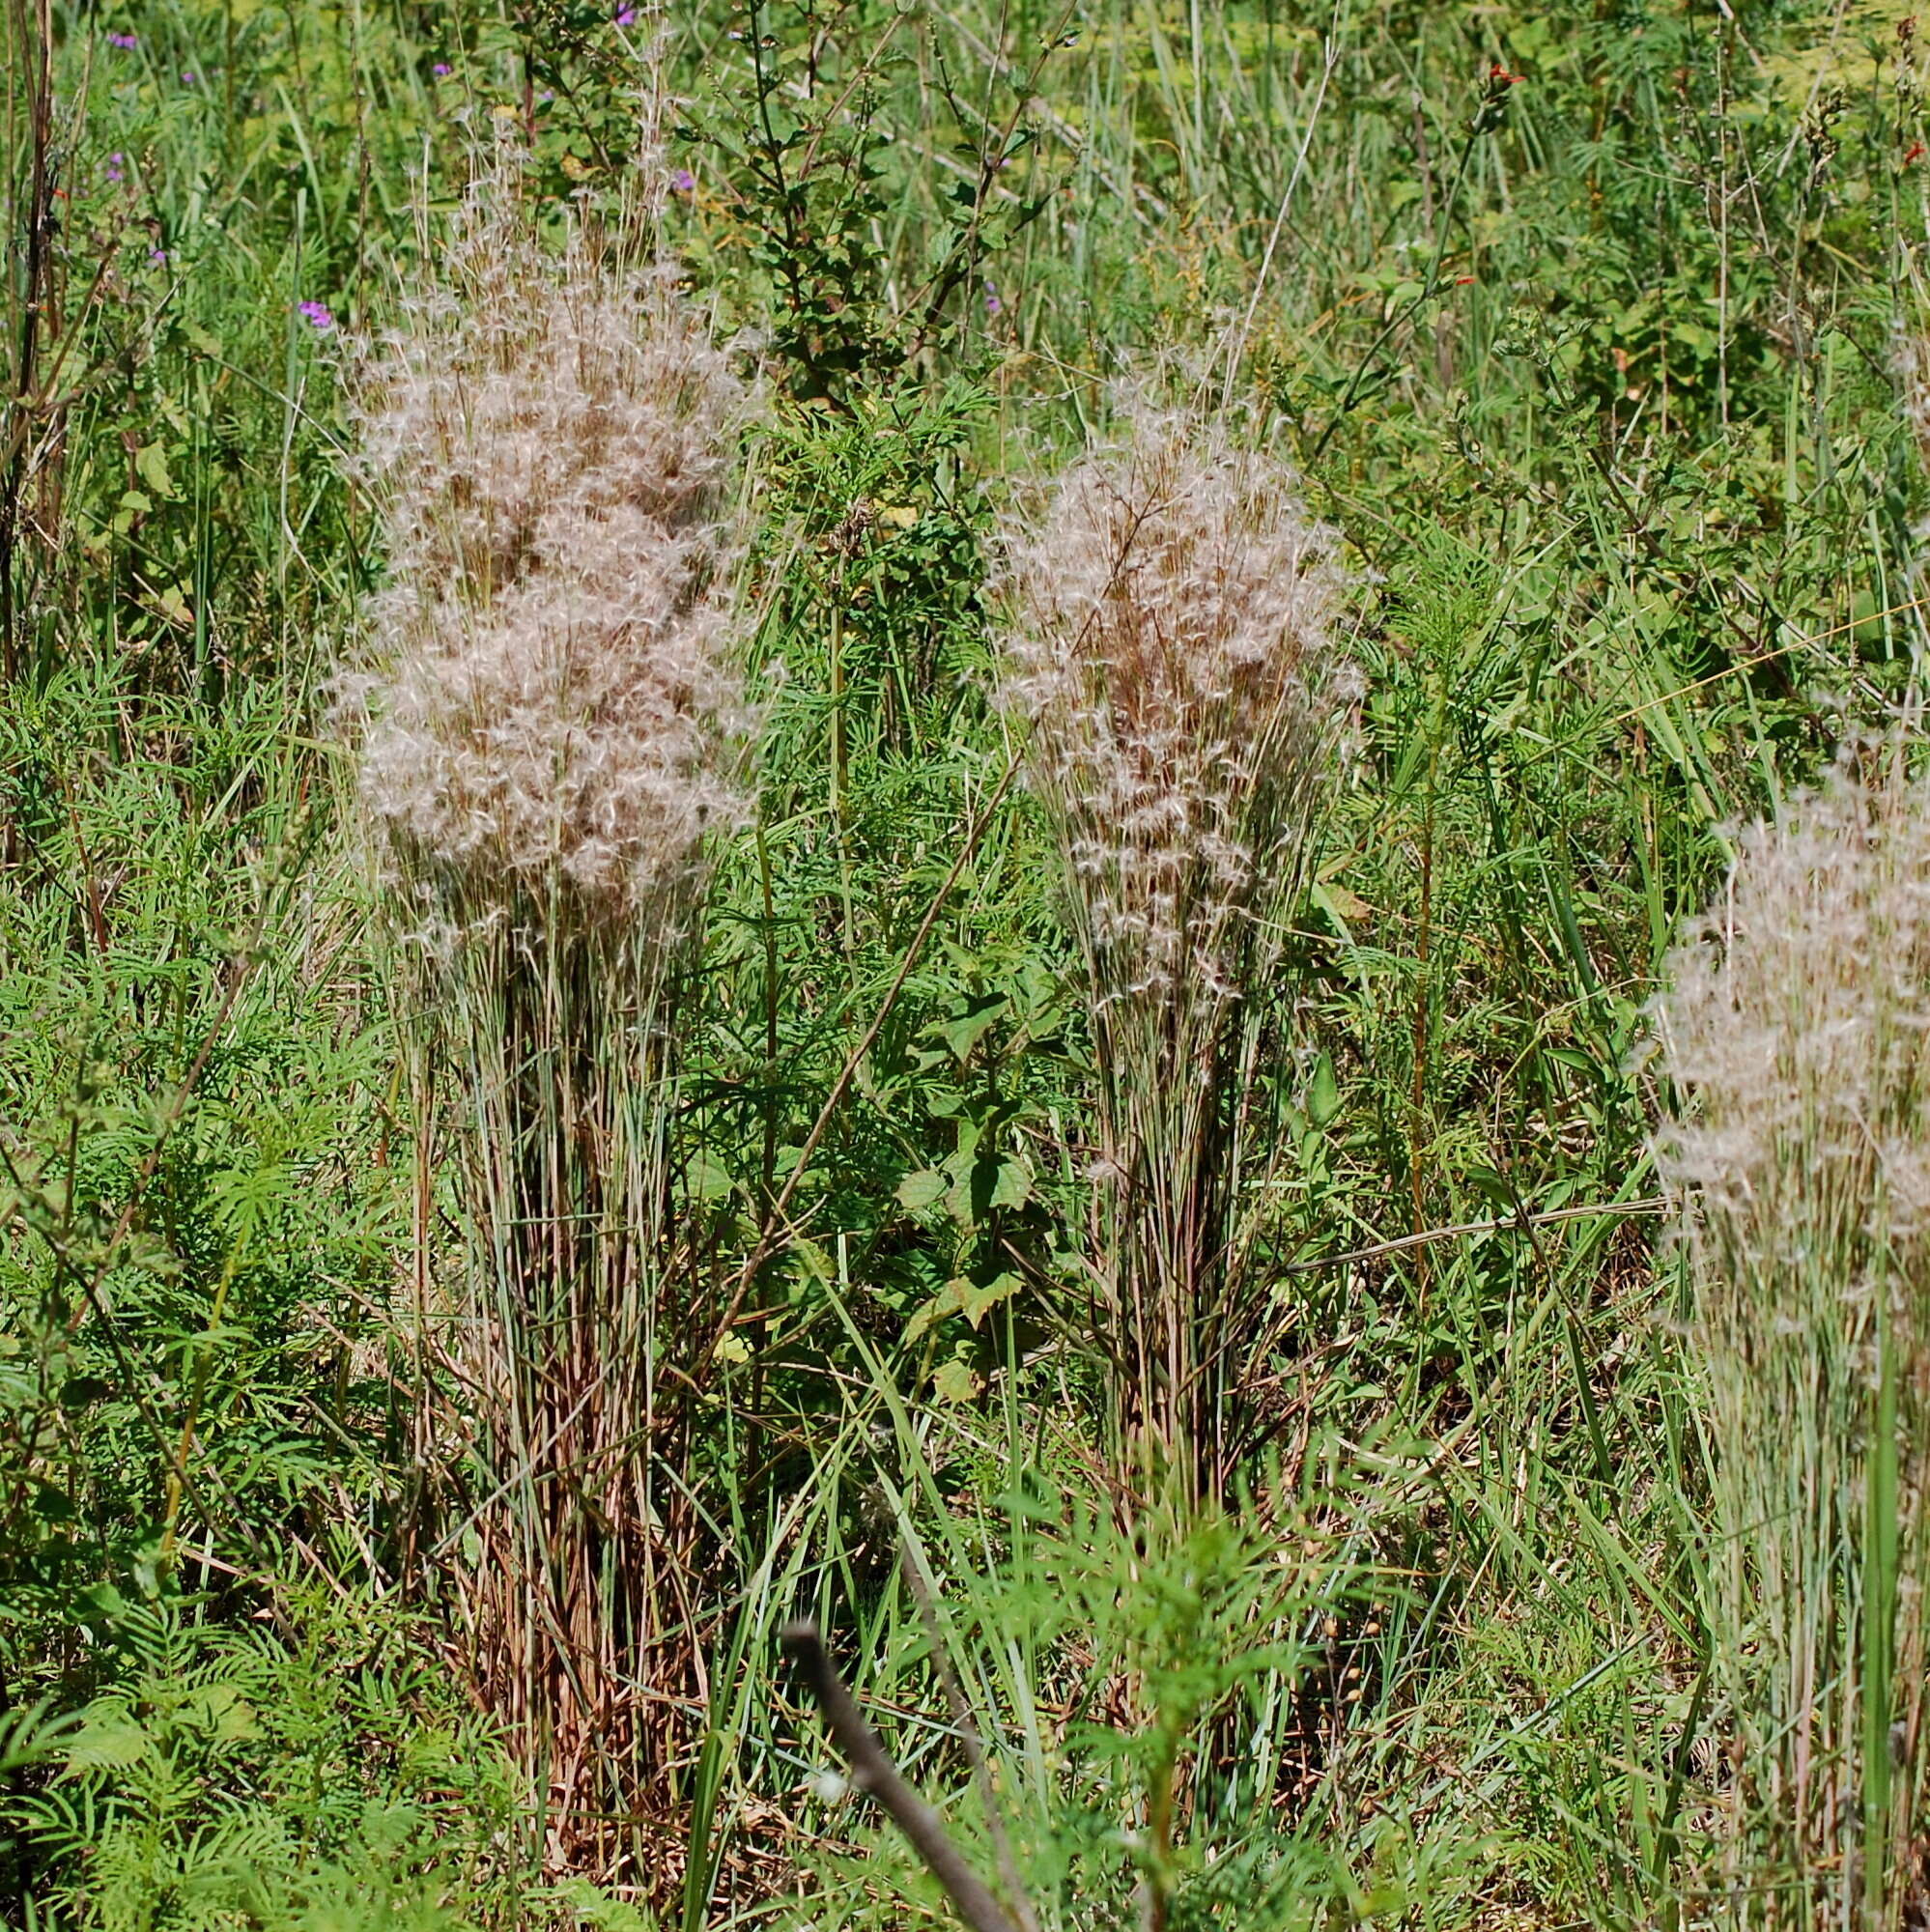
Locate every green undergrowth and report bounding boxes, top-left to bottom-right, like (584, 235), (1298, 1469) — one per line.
(5, 0), (1929, 1925)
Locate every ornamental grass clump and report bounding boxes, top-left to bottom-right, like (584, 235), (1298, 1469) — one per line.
(345, 157), (752, 1880)
(1657, 761), (1930, 1930)
(997, 391), (1351, 1502)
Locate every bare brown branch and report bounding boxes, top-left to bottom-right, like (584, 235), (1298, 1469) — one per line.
(781, 1619), (1024, 1932)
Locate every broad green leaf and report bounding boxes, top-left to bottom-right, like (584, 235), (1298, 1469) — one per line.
(1308, 1054), (1340, 1128)
(936, 994), (1008, 1064)
(684, 1150), (734, 1205)
(896, 1167), (948, 1212)
(930, 1359), (980, 1404)
(134, 442), (178, 500)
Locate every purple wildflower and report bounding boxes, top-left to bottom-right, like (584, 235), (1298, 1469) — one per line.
(107, 30), (137, 49)
(615, 5), (636, 22)
(298, 300), (336, 333)
(106, 153), (125, 183)
(670, 167), (695, 194)
(433, 61), (452, 75)
(181, 70), (196, 83)
(149, 247), (167, 265)
(984, 280), (1003, 316)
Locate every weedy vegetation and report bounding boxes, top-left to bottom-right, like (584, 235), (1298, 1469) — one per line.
(5, 0), (1930, 1929)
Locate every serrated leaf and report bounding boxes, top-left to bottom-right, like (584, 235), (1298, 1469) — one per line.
(949, 1151), (1031, 1226)
(930, 1359), (980, 1404)
(134, 443), (177, 500)
(953, 1270), (1020, 1331)
(987, 1155), (1032, 1212)
(896, 1167), (948, 1212)
(946, 1160), (981, 1226)
(208, 1690), (258, 1746)
(787, 1236), (835, 1285)
(1311, 878), (1370, 937)
(908, 1271), (1022, 1342)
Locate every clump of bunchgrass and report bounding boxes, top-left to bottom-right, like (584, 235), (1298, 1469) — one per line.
(997, 387), (1351, 1501)
(343, 151), (754, 1884)
(1657, 754), (1930, 1929)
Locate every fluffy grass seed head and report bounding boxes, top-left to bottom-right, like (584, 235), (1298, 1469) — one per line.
(997, 391), (1351, 1007)
(348, 166), (753, 931)
(1656, 761), (1930, 1289)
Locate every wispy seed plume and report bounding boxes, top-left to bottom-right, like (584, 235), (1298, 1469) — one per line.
(997, 389), (1351, 1009)
(349, 158), (752, 929)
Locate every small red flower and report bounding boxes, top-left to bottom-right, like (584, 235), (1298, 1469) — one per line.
(1907, 141), (1926, 163)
